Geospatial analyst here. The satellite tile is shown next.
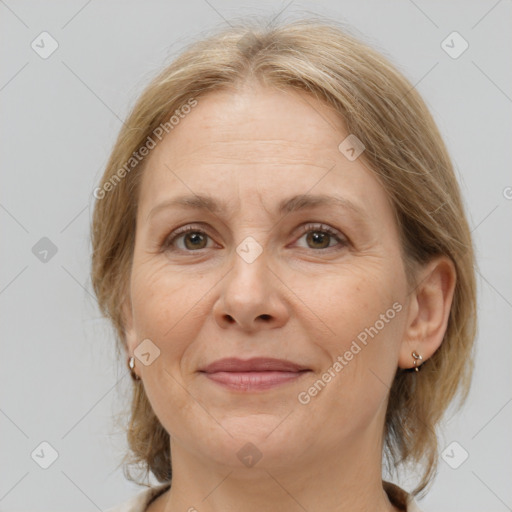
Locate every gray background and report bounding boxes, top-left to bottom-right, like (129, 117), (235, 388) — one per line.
(1, 1), (511, 511)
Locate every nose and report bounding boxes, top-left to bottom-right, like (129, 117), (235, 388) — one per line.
(213, 246), (289, 332)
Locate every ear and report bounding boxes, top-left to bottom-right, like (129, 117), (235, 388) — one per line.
(398, 255), (456, 370)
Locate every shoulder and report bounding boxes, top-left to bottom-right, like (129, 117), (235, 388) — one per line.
(106, 481), (423, 512)
(105, 483), (171, 512)
(407, 499), (424, 512)
(383, 480), (424, 512)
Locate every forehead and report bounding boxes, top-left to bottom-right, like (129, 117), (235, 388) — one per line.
(136, 85), (389, 219)
(174, 84), (348, 149)
(144, 85), (346, 172)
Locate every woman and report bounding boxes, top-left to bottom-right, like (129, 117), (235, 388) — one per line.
(91, 17), (476, 512)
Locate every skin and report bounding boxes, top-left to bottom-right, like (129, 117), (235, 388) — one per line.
(123, 82), (456, 512)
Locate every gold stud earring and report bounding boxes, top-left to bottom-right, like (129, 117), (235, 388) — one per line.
(128, 356), (141, 381)
(412, 351), (423, 372)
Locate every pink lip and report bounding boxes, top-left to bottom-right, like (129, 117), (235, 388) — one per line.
(199, 357), (311, 391)
(203, 371), (308, 391)
(200, 357), (309, 373)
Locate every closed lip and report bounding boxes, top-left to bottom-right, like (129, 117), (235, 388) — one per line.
(199, 357), (310, 373)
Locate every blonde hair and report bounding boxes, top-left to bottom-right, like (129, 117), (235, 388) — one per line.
(90, 16), (477, 497)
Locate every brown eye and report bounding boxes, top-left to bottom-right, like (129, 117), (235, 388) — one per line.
(182, 231), (208, 250)
(163, 226), (213, 251)
(305, 231), (331, 249)
(163, 222), (347, 253)
(296, 223), (347, 251)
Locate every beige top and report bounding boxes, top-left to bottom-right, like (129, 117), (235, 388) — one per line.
(105, 481), (423, 512)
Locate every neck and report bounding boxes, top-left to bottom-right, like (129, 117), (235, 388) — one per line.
(160, 419), (401, 512)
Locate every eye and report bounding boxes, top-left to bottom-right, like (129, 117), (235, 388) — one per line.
(295, 223), (347, 250)
(162, 222), (348, 253)
(163, 224), (214, 251)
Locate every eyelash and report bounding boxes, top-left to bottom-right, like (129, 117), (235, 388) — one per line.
(162, 222), (348, 252)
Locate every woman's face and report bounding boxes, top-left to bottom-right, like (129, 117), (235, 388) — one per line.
(124, 84), (414, 471)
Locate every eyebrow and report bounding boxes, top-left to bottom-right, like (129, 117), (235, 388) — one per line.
(147, 193), (366, 221)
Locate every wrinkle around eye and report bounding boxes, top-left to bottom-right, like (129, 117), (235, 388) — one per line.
(154, 225), (352, 259)
(141, 208), (376, 257)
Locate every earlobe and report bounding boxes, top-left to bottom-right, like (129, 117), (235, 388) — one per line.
(122, 296), (142, 380)
(398, 255), (457, 370)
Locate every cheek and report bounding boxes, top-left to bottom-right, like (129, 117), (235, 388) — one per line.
(129, 264), (208, 436)
(131, 258), (206, 333)
(300, 261), (406, 406)
(308, 259), (404, 344)
(298, 313), (404, 444)
(129, 261), (210, 388)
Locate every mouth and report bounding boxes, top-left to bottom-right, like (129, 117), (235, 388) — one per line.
(199, 357), (312, 392)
